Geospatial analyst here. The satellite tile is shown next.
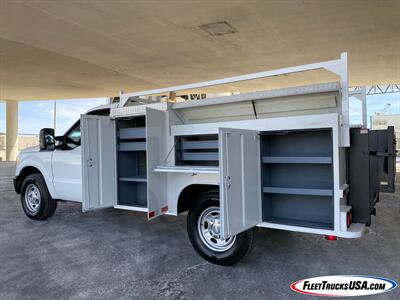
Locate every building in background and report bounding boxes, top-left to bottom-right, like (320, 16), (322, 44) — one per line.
(0, 133), (38, 161)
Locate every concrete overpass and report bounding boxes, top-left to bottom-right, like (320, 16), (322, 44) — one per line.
(1, 0), (400, 159)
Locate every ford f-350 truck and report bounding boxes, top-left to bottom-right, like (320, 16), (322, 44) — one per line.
(14, 53), (396, 265)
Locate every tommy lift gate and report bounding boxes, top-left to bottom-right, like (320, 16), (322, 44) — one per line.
(32, 53), (400, 265)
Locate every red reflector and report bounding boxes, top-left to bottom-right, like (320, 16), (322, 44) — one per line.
(161, 206), (168, 213)
(346, 212), (351, 228)
(148, 211), (155, 218)
(325, 235), (337, 241)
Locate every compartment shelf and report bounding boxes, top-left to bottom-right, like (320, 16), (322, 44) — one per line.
(262, 156), (332, 164)
(264, 217), (332, 230)
(119, 177), (147, 183)
(119, 127), (146, 140)
(181, 152), (218, 161)
(119, 142), (146, 151)
(263, 187), (333, 196)
(181, 140), (218, 150)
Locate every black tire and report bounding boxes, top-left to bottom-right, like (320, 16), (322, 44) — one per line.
(187, 190), (255, 266)
(21, 174), (57, 221)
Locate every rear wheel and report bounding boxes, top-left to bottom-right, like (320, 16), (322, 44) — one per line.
(21, 174), (57, 220)
(187, 190), (255, 266)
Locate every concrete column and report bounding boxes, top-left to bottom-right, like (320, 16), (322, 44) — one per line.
(5, 100), (18, 161)
(361, 87), (367, 128)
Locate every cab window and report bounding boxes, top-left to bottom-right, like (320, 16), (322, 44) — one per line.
(61, 108), (109, 150)
(65, 122), (81, 149)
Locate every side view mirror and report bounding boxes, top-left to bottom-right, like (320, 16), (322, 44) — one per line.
(39, 128), (55, 151)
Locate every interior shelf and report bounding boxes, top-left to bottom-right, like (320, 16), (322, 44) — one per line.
(154, 165), (219, 174)
(119, 177), (147, 183)
(262, 156), (332, 164)
(181, 140), (218, 150)
(263, 187), (333, 196)
(119, 142), (146, 151)
(119, 127), (146, 139)
(181, 152), (218, 161)
(264, 217), (333, 230)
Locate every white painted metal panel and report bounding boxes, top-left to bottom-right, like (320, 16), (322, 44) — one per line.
(81, 115), (116, 211)
(172, 82), (339, 110)
(219, 128), (262, 238)
(176, 92), (338, 124)
(146, 107), (169, 219)
(111, 102), (167, 119)
(171, 113), (339, 136)
(52, 146), (82, 202)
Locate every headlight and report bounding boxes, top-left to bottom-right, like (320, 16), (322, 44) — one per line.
(16, 154), (21, 164)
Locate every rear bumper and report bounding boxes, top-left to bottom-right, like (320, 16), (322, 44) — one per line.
(13, 176), (21, 194)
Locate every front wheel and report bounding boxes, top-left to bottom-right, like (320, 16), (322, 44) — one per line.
(21, 174), (57, 221)
(187, 190), (255, 266)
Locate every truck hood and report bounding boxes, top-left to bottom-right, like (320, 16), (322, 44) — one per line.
(20, 145), (40, 153)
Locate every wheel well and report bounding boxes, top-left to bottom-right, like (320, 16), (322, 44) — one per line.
(177, 184), (219, 214)
(15, 166), (42, 193)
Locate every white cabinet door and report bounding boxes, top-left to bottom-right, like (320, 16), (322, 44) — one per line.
(146, 107), (169, 220)
(81, 115), (116, 211)
(219, 128), (262, 238)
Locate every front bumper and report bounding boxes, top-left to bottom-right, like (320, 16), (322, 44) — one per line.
(13, 176), (21, 194)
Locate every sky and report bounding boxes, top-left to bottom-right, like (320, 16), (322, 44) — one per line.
(350, 92), (400, 127)
(0, 98), (107, 135)
(1, 93), (400, 135)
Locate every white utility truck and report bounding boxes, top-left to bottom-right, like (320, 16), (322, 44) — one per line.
(14, 53), (396, 265)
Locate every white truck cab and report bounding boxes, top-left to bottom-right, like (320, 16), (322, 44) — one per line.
(13, 54), (396, 265)
(14, 106), (112, 203)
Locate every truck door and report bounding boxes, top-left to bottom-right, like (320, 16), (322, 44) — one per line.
(81, 115), (116, 211)
(219, 128), (262, 238)
(52, 120), (82, 202)
(146, 107), (169, 220)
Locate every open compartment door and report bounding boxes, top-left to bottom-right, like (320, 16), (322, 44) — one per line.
(146, 107), (169, 220)
(219, 128), (262, 238)
(374, 126), (396, 193)
(81, 115), (116, 211)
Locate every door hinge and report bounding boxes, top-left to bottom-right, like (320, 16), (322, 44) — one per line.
(339, 114), (344, 126)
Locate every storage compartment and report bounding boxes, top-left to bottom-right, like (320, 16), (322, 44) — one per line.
(261, 129), (334, 229)
(175, 134), (218, 166)
(116, 117), (147, 207)
(118, 181), (147, 206)
(118, 151), (146, 179)
(263, 194), (333, 229)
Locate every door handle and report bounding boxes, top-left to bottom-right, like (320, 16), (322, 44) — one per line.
(87, 158), (94, 167)
(225, 176), (232, 189)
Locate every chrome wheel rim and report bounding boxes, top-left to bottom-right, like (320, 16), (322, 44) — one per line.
(197, 206), (236, 252)
(24, 184), (41, 214)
